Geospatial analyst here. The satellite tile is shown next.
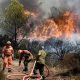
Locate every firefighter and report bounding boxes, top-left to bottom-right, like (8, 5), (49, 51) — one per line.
(18, 50), (33, 72)
(33, 46), (47, 80)
(2, 41), (14, 72)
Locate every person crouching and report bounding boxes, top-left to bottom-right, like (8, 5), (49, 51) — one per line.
(18, 50), (33, 72)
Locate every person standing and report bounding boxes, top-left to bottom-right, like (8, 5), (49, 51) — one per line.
(2, 41), (14, 72)
(33, 46), (47, 80)
(18, 50), (33, 72)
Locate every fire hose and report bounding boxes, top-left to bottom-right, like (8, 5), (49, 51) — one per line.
(23, 61), (50, 80)
(7, 61), (50, 80)
(23, 61), (37, 80)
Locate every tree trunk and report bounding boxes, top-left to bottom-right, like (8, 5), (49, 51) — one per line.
(14, 25), (17, 49)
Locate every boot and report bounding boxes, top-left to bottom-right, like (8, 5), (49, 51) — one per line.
(41, 76), (45, 80)
(8, 68), (11, 72)
(2, 64), (6, 71)
(23, 68), (28, 72)
(2, 67), (5, 71)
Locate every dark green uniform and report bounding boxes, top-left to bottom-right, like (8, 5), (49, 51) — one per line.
(33, 49), (47, 80)
(23, 54), (31, 71)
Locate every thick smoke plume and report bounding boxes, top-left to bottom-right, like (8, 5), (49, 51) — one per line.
(20, 0), (80, 19)
(37, 0), (80, 19)
(23, 0), (80, 42)
(0, 0), (10, 8)
(1, 0), (80, 18)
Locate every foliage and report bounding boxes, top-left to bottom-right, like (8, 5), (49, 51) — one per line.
(5, 0), (27, 28)
(0, 9), (5, 27)
(14, 50), (20, 59)
(18, 39), (29, 50)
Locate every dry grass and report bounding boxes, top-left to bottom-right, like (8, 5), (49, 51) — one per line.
(48, 53), (80, 80)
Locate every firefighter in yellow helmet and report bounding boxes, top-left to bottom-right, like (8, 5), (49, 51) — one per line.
(33, 46), (47, 80)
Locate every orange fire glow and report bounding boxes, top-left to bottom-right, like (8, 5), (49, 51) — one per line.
(24, 10), (39, 18)
(28, 11), (76, 41)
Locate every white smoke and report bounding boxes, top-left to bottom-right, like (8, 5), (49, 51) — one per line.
(37, 0), (80, 19)
(0, 0), (6, 3)
(1, 0), (80, 17)
(0, 0), (6, 5)
(0, 28), (6, 35)
(0, 0), (9, 8)
(38, 0), (61, 19)
(2, 0), (80, 18)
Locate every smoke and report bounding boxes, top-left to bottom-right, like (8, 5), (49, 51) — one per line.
(1, 0), (80, 41)
(0, 0), (6, 4)
(0, 28), (6, 35)
(37, 0), (80, 19)
(24, 0), (80, 42)
(0, 0), (9, 8)
(20, 0), (39, 11)
(2, 0), (80, 18)
(1, 0), (80, 17)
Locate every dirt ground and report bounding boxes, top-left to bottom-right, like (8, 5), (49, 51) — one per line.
(0, 59), (80, 80)
(6, 60), (52, 80)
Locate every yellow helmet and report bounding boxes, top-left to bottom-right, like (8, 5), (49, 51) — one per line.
(6, 41), (11, 45)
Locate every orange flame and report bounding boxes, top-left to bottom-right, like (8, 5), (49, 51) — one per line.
(24, 10), (39, 18)
(28, 11), (76, 41)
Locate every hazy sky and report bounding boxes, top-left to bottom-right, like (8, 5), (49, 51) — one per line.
(0, 0), (80, 18)
(0, 0), (9, 8)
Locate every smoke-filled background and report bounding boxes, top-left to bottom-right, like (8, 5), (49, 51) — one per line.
(1, 1), (80, 79)
(1, 0), (80, 66)
(38, 0), (80, 18)
(19, 0), (80, 42)
(20, 0), (80, 18)
(0, 0), (80, 45)
(1, 0), (80, 17)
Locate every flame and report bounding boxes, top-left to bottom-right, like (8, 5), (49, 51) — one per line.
(24, 10), (39, 18)
(28, 11), (76, 41)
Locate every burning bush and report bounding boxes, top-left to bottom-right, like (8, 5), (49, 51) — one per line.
(28, 10), (77, 41)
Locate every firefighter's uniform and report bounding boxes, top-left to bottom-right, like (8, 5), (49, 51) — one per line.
(33, 49), (47, 80)
(18, 50), (33, 71)
(2, 41), (14, 72)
